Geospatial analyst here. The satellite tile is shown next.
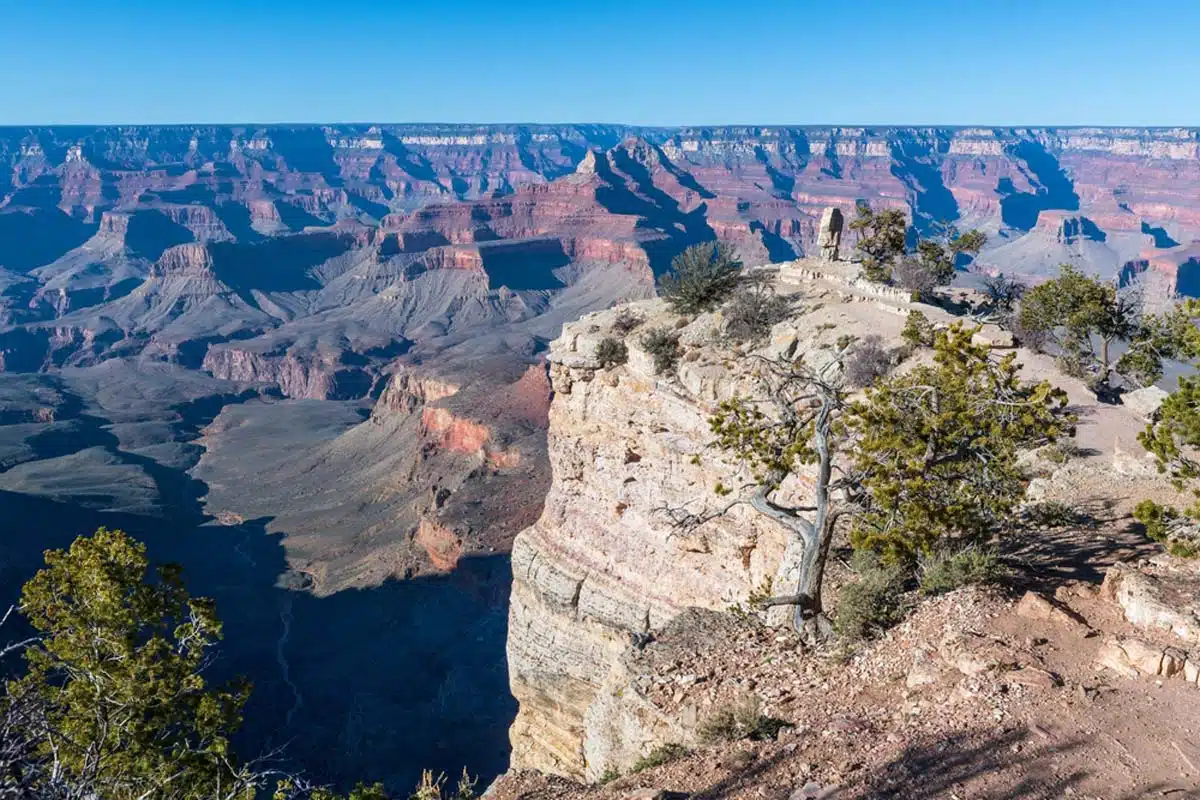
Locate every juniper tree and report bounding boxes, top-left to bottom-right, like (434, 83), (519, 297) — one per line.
(846, 325), (1073, 561)
(7, 527), (253, 800)
(849, 203), (907, 282)
(916, 226), (987, 286)
(1134, 298), (1200, 554)
(658, 241), (743, 314)
(1018, 264), (1142, 386)
(981, 273), (1027, 312)
(0, 528), (447, 800)
(707, 324), (1072, 640)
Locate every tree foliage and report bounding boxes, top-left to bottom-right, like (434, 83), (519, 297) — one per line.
(658, 241), (743, 315)
(915, 226), (987, 286)
(706, 323), (1072, 638)
(596, 337), (628, 369)
(980, 273), (1027, 312)
(1130, 299), (1200, 558)
(0, 528), (474, 800)
(847, 325), (1073, 560)
(849, 204), (907, 282)
(640, 327), (682, 374)
(1017, 264), (1141, 386)
(723, 272), (791, 344)
(901, 310), (935, 348)
(8, 527), (252, 799)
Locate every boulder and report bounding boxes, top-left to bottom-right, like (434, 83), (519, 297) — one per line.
(1015, 591), (1091, 633)
(1101, 562), (1200, 644)
(971, 325), (1016, 348)
(1123, 386), (1169, 421)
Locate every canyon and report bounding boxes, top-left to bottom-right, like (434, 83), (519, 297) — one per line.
(3, 124), (1200, 791)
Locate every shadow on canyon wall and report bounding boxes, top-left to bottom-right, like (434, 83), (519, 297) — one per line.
(0, 389), (518, 792)
(998, 140), (1080, 231)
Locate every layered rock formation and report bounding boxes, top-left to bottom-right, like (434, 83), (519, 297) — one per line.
(506, 272), (925, 778)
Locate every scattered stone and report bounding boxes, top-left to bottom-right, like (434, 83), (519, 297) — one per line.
(972, 325), (1015, 348)
(1102, 563), (1200, 644)
(1163, 647), (1189, 679)
(1004, 666), (1063, 690)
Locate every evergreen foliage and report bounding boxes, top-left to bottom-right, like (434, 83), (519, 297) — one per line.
(0, 528), (474, 800)
(901, 310), (935, 348)
(1017, 264), (1141, 386)
(596, 337), (628, 369)
(849, 204), (907, 282)
(658, 241), (743, 314)
(708, 322), (1072, 638)
(723, 273), (791, 344)
(847, 325), (1073, 560)
(9, 527), (252, 799)
(640, 327), (682, 375)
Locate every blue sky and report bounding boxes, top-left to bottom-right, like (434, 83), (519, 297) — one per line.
(3, 0), (1198, 126)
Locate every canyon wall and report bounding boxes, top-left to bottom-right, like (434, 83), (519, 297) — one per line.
(505, 280), (915, 777)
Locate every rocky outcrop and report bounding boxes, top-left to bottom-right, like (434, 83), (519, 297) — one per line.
(202, 347), (379, 400)
(506, 300), (804, 778)
(817, 207), (843, 261)
(503, 281), (922, 779)
(1101, 561), (1200, 644)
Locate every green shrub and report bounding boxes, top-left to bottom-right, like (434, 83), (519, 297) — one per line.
(901, 310), (935, 348)
(658, 241), (743, 314)
(834, 552), (911, 640)
(696, 694), (790, 743)
(597, 767), (621, 785)
(1133, 500), (1200, 557)
(629, 743), (689, 774)
(596, 337), (628, 369)
(612, 308), (643, 335)
(641, 327), (682, 374)
(918, 546), (1006, 595)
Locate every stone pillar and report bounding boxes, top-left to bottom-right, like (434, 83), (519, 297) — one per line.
(818, 207), (844, 261)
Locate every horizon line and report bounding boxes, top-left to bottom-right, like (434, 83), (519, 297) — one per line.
(1, 121), (1198, 131)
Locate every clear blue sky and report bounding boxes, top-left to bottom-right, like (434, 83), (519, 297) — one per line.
(4, 0), (1198, 126)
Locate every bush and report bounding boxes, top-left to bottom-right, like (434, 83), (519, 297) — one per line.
(629, 743), (689, 774)
(834, 552), (911, 640)
(918, 546), (1006, 595)
(597, 767), (621, 785)
(658, 241), (743, 314)
(844, 335), (893, 388)
(640, 327), (682, 374)
(1133, 500), (1200, 557)
(892, 256), (937, 299)
(901, 310), (935, 348)
(1004, 311), (1050, 351)
(410, 770), (476, 800)
(612, 308), (643, 335)
(696, 694), (790, 743)
(596, 337), (628, 369)
(724, 275), (791, 343)
(981, 273), (1027, 311)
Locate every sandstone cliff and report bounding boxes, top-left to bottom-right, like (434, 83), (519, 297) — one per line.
(506, 266), (924, 778)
